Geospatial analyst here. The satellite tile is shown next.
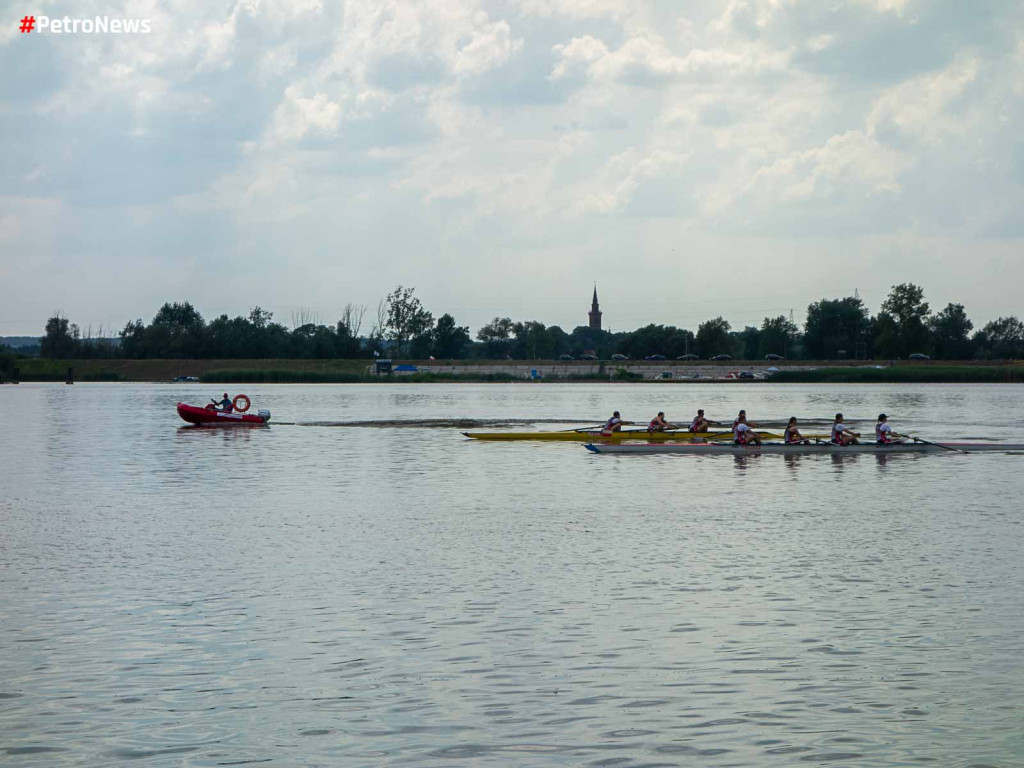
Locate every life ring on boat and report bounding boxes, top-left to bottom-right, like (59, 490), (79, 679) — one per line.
(232, 394), (251, 413)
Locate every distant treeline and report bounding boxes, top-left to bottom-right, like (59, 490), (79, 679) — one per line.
(0, 343), (17, 381)
(19, 282), (1024, 362)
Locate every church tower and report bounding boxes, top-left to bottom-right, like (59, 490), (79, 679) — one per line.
(588, 285), (602, 331)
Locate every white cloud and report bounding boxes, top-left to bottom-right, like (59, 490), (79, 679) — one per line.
(517, 0), (634, 20)
(3, 0), (1024, 334)
(266, 86), (341, 144)
(552, 32), (789, 84)
(867, 55), (979, 142)
(573, 148), (690, 214)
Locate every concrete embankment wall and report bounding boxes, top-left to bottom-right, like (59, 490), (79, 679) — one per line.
(377, 362), (821, 380)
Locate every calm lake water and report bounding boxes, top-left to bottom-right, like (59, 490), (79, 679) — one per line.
(2, 382), (1024, 767)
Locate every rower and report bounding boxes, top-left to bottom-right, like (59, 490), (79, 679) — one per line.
(648, 412), (675, 433)
(690, 409), (712, 433)
(733, 413), (762, 446)
(830, 413), (860, 445)
(732, 409), (758, 431)
(875, 413), (897, 444)
(602, 411), (624, 436)
(212, 392), (233, 412)
(784, 417), (809, 445)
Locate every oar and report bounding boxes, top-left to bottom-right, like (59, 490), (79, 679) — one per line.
(901, 434), (966, 454)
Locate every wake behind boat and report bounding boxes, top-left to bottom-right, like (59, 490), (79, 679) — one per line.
(584, 441), (1024, 455)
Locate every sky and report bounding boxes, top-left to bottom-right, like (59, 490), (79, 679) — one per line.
(1, 0), (1023, 337)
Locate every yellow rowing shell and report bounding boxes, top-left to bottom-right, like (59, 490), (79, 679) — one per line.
(463, 430), (789, 442)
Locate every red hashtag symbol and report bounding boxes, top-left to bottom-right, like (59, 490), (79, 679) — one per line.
(19, 15), (35, 32)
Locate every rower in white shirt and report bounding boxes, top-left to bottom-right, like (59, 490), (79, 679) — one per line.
(690, 409), (713, 434)
(601, 411), (624, 436)
(733, 413), (762, 446)
(875, 413), (898, 444)
(830, 413), (860, 446)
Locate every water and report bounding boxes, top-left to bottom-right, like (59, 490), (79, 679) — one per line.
(2, 382), (1023, 767)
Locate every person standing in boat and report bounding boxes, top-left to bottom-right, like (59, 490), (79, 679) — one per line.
(212, 393), (233, 412)
(784, 417), (809, 444)
(733, 413), (762, 446)
(831, 413), (860, 445)
(602, 411), (624, 436)
(875, 414), (897, 444)
(648, 412), (676, 433)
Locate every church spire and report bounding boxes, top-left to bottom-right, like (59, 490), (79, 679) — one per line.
(588, 284), (602, 331)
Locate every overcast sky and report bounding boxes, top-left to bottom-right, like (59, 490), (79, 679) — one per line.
(2, 0), (1022, 336)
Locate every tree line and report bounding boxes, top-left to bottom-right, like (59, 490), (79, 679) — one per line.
(23, 282), (1024, 361)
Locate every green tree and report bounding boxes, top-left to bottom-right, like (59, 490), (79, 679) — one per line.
(147, 301), (206, 358)
(758, 315), (799, 358)
(616, 324), (695, 358)
(737, 326), (760, 360)
(409, 331), (434, 359)
(432, 314), (470, 359)
(875, 283), (931, 357)
(0, 343), (16, 381)
(696, 317), (732, 358)
(548, 326), (571, 357)
(477, 317), (515, 359)
(119, 319), (146, 358)
(569, 326), (613, 358)
(973, 317), (1024, 359)
(41, 313), (80, 358)
(512, 321), (556, 359)
(803, 297), (871, 359)
(928, 303), (973, 359)
(336, 303), (366, 358)
(385, 286), (433, 357)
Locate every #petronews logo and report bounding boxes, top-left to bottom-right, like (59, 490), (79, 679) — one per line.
(19, 14), (152, 34)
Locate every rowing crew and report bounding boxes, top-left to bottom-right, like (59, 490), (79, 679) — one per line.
(733, 411), (899, 446)
(827, 413), (898, 445)
(601, 408), (717, 435)
(739, 412), (899, 446)
(601, 409), (901, 446)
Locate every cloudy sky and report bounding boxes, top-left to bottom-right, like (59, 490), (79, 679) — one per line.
(2, 0), (1022, 336)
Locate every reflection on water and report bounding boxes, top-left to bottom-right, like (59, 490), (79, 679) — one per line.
(1, 382), (1024, 767)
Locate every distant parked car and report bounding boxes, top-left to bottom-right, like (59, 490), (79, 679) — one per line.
(737, 371), (756, 379)
(908, 353), (931, 360)
(676, 353), (699, 360)
(579, 354), (598, 361)
(557, 354), (574, 361)
(711, 354), (733, 361)
(764, 353), (784, 361)
(645, 354), (666, 361)
(611, 353), (629, 361)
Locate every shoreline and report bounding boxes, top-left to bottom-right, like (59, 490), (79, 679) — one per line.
(6, 358), (1023, 384)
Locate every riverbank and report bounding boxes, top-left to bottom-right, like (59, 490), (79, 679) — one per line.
(9, 358), (1024, 383)
(770, 365), (1024, 383)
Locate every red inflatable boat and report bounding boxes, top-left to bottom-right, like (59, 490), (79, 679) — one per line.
(176, 401), (270, 426)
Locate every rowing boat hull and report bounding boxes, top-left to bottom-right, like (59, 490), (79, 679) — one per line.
(584, 442), (1024, 455)
(463, 430), (787, 442)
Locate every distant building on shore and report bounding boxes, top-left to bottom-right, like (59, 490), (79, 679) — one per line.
(588, 286), (602, 331)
